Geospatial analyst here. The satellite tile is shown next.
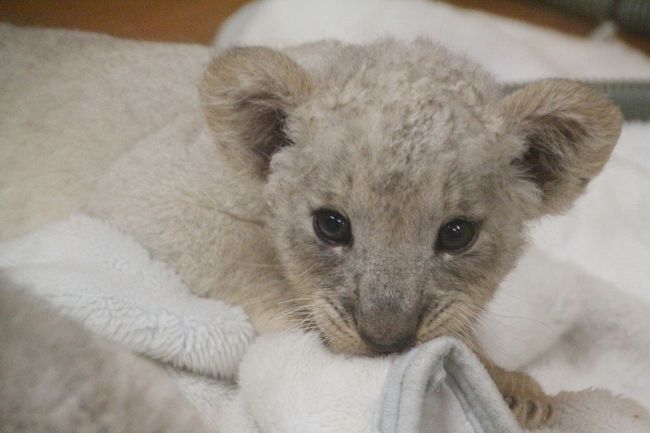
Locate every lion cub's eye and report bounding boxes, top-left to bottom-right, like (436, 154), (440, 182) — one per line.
(436, 219), (478, 253)
(313, 209), (352, 246)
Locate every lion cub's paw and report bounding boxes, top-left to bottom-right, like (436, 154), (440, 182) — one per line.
(504, 386), (552, 429)
(497, 371), (553, 429)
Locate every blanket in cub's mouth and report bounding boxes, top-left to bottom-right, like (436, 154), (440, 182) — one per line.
(2, 214), (650, 433)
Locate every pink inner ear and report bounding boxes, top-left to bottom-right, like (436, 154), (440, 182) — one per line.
(502, 79), (622, 216)
(236, 95), (293, 178)
(199, 47), (312, 179)
(514, 114), (586, 193)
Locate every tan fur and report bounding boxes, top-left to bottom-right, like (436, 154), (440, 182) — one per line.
(2, 38), (622, 429)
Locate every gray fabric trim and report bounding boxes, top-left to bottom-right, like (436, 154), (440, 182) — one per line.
(380, 348), (420, 433)
(446, 372), (487, 433)
(379, 338), (521, 433)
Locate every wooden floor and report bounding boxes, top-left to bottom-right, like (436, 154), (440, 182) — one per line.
(1, 0), (649, 54)
(0, 0), (248, 44)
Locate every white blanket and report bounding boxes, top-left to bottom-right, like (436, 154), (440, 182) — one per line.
(215, 0), (650, 82)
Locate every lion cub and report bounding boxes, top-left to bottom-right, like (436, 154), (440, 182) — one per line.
(86, 39), (622, 428)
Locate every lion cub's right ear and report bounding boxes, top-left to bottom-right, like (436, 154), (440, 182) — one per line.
(500, 79), (623, 217)
(200, 47), (312, 178)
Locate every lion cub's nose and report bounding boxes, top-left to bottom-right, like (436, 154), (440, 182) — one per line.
(355, 305), (420, 354)
(358, 328), (415, 354)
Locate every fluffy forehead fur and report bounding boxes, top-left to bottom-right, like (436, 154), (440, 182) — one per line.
(201, 38), (622, 355)
(273, 40), (514, 226)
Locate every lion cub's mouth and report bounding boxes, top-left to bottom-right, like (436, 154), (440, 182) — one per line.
(304, 298), (463, 357)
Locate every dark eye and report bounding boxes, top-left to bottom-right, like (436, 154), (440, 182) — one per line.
(436, 219), (478, 253)
(313, 209), (352, 246)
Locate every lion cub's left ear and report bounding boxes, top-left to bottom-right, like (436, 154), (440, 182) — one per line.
(501, 79), (623, 216)
(200, 47), (312, 178)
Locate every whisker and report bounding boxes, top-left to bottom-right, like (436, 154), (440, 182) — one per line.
(469, 302), (553, 330)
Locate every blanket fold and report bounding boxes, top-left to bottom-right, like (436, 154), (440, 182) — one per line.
(0, 215), (254, 381)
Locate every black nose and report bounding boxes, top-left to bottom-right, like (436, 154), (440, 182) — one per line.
(358, 328), (415, 354)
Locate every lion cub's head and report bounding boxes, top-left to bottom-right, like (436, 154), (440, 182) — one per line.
(200, 39), (622, 355)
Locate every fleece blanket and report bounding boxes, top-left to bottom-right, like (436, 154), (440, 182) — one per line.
(215, 0), (650, 82)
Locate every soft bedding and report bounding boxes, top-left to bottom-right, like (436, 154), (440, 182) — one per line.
(2, 0), (650, 432)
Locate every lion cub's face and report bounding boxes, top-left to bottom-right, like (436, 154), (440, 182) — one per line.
(265, 74), (527, 355)
(201, 40), (622, 355)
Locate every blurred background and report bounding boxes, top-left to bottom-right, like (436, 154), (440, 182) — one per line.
(1, 0), (649, 54)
